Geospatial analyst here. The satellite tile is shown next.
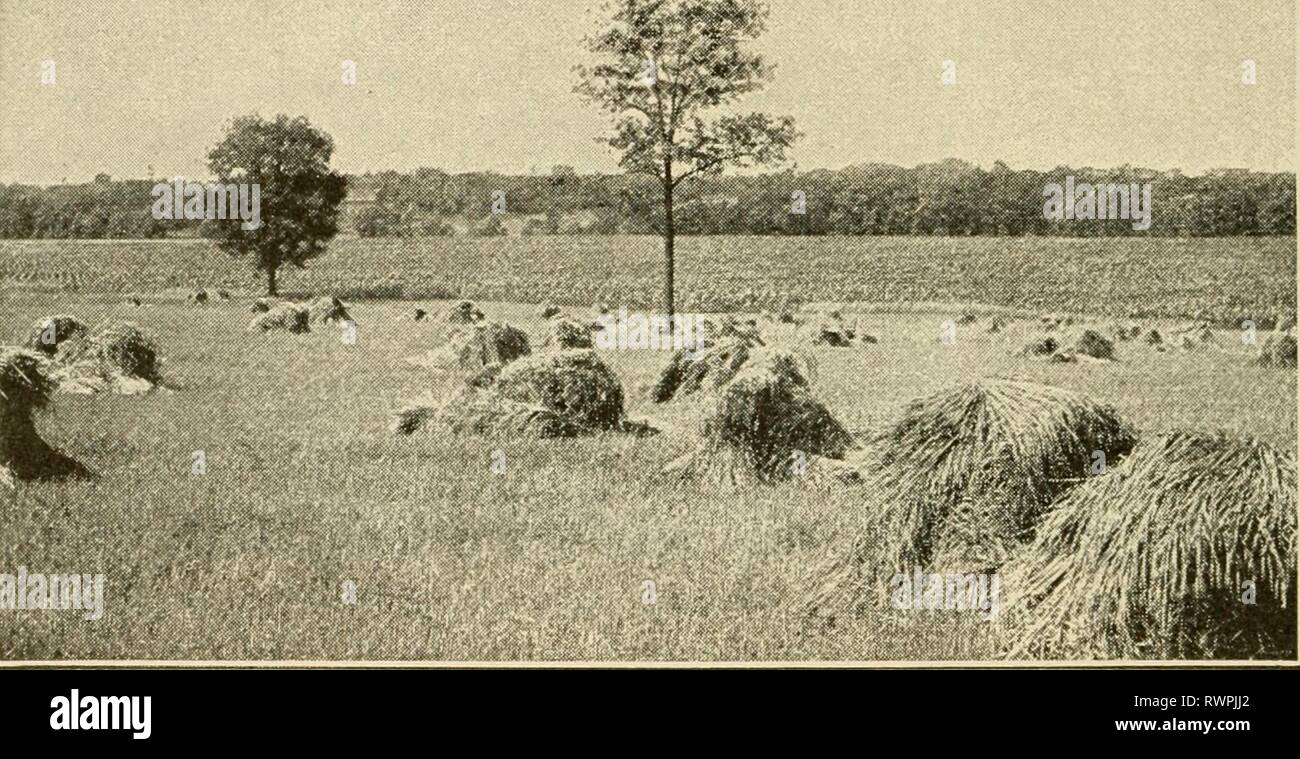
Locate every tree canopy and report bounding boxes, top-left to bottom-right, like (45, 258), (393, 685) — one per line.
(205, 114), (347, 295)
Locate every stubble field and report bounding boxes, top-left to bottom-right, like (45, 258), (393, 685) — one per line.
(0, 235), (1294, 660)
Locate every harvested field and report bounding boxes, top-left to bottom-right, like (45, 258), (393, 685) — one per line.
(0, 281), (1293, 661)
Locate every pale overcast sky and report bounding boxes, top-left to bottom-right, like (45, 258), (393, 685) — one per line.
(1, 0), (1294, 183)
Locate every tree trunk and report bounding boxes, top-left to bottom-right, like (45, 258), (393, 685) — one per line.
(662, 168), (675, 320)
(267, 266), (278, 296)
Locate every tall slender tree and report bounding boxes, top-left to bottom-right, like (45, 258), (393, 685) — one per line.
(577, 0), (798, 317)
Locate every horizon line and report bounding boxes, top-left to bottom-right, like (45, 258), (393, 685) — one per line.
(4, 158), (1295, 188)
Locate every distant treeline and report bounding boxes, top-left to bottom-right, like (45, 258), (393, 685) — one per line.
(0, 176), (173, 239)
(1, 160), (1294, 239)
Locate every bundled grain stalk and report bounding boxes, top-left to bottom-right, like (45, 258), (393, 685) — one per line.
(392, 387), (581, 439)
(647, 314), (759, 402)
(652, 334), (759, 403)
(1255, 330), (1296, 368)
(394, 349), (627, 438)
(406, 321), (531, 386)
(493, 349), (625, 432)
(0, 347), (86, 481)
(665, 349), (854, 487)
(999, 431), (1296, 660)
(307, 295), (352, 325)
(1112, 323), (1142, 341)
(447, 300), (485, 324)
(807, 322), (856, 347)
(1020, 330), (1114, 362)
(546, 317), (594, 350)
(806, 379), (1134, 620)
(23, 315), (89, 357)
(1071, 329), (1115, 360)
(248, 302), (310, 334)
(50, 322), (163, 395)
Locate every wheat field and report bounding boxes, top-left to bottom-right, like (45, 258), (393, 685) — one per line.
(0, 237), (1293, 659)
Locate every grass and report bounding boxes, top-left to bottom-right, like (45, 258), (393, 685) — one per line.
(0, 235), (1294, 326)
(0, 236), (1295, 660)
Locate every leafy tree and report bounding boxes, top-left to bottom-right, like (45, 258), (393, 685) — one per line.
(577, 0), (798, 317)
(206, 114), (346, 295)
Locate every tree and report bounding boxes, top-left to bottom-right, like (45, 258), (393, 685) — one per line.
(207, 114), (346, 295)
(577, 0), (798, 317)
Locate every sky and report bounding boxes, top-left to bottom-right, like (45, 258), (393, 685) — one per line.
(0, 0), (1295, 184)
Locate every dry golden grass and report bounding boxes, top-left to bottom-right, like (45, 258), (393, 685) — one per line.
(0, 290), (1293, 661)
